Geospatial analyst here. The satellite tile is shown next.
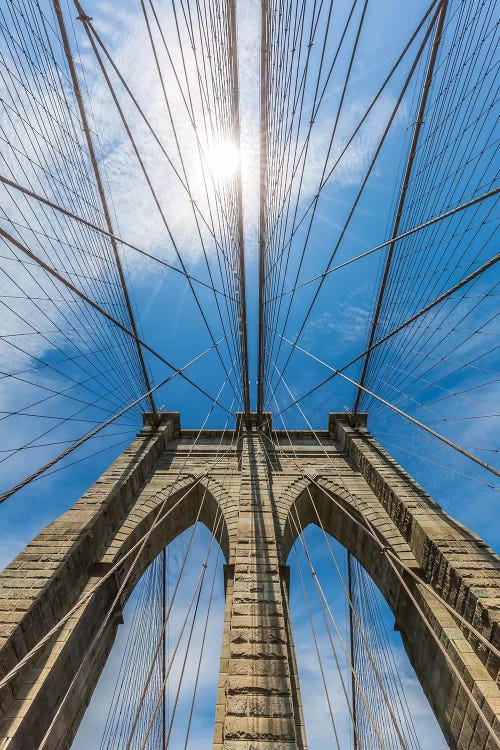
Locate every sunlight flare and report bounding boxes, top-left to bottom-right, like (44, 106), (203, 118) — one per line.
(206, 139), (240, 181)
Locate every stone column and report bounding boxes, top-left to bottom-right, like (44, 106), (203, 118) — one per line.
(0, 414), (179, 749)
(214, 429), (307, 749)
(328, 413), (500, 749)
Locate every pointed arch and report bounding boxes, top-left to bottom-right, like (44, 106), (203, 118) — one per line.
(102, 473), (234, 600)
(282, 476), (499, 748)
(282, 475), (415, 610)
(0, 472), (231, 749)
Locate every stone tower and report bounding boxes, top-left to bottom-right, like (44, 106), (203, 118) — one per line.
(0, 412), (498, 749)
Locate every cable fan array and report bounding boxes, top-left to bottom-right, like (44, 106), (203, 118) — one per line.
(0, 0), (148, 486)
(98, 530), (222, 750)
(356, 0), (499, 494)
(0, 0), (248, 504)
(0, 0), (498, 748)
(257, 0), (498, 497)
(254, 0), (498, 745)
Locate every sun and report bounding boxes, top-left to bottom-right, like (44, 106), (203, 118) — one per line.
(206, 140), (240, 180)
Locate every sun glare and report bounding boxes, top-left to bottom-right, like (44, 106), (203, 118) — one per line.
(207, 140), (240, 180)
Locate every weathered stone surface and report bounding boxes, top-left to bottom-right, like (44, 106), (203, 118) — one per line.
(213, 434), (307, 748)
(0, 413), (498, 750)
(224, 715), (296, 740)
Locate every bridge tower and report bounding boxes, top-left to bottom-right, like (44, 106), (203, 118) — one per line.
(0, 412), (498, 750)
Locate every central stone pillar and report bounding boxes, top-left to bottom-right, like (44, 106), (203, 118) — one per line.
(213, 428), (307, 749)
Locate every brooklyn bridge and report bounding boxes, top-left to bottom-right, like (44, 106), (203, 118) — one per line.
(0, 0), (498, 748)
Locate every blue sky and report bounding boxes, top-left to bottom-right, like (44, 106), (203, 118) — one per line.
(0, 0), (498, 746)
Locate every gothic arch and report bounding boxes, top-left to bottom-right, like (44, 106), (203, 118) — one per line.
(104, 473), (233, 600)
(1, 417), (498, 750)
(0, 426), (232, 750)
(281, 476), (412, 611)
(281, 477), (498, 749)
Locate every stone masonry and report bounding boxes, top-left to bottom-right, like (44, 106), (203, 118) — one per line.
(213, 426), (307, 748)
(0, 412), (498, 749)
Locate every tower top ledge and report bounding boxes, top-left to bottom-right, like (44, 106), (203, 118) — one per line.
(141, 410), (368, 438)
(328, 411), (368, 431)
(142, 411), (181, 435)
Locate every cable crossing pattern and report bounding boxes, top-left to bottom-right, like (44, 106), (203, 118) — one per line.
(0, 0), (498, 748)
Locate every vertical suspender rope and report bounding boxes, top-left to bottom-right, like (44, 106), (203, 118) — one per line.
(354, 0), (449, 411)
(257, 0), (269, 417)
(52, 0), (157, 415)
(228, 0), (251, 421)
(161, 546), (167, 747)
(348, 552), (358, 750)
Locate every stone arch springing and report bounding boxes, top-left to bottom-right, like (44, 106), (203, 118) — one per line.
(281, 477), (499, 749)
(104, 474), (234, 600)
(77, 516), (227, 750)
(281, 477), (410, 612)
(0, 473), (232, 750)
